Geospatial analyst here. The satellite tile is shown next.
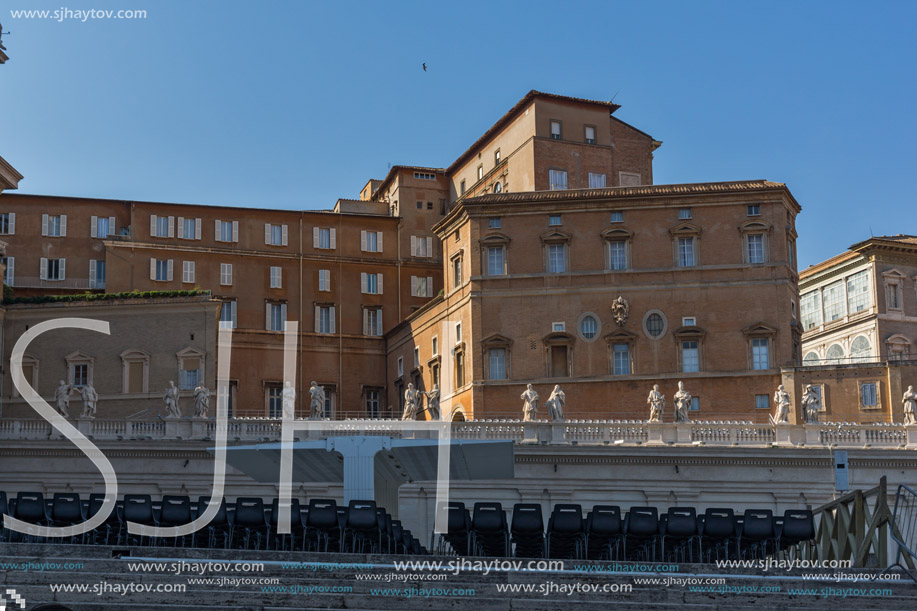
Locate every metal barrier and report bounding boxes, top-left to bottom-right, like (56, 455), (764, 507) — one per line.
(891, 483), (917, 580)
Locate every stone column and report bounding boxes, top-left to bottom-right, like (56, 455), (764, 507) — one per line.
(325, 436), (393, 504)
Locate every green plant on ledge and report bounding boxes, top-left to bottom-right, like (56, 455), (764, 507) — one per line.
(3, 289), (211, 305)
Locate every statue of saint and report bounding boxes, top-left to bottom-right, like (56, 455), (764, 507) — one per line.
(673, 381), (692, 423)
(309, 381), (326, 420)
(647, 384), (664, 422)
(545, 385), (566, 422)
(424, 384), (441, 421)
(193, 385), (210, 418)
(773, 385), (791, 424)
(801, 384), (821, 424)
(521, 384), (539, 421)
(53, 380), (73, 418)
(79, 384), (98, 419)
(402, 383), (419, 421)
(163, 381), (181, 419)
(281, 381), (296, 419)
(903, 385), (916, 426)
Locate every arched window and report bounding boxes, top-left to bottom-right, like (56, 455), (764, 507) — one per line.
(803, 352), (820, 366)
(826, 344), (845, 364)
(850, 336), (871, 363)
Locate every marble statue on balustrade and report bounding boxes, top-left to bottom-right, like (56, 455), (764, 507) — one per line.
(773, 385), (791, 424)
(521, 384), (539, 421)
(53, 380), (73, 418)
(424, 385), (441, 421)
(193, 385), (210, 418)
(903, 385), (916, 426)
(163, 381), (181, 418)
(801, 384), (821, 424)
(647, 384), (664, 422)
(281, 381), (296, 419)
(673, 381), (692, 423)
(309, 381), (325, 420)
(79, 384), (98, 419)
(402, 383), (419, 421)
(545, 385), (566, 422)
(611, 296), (630, 327)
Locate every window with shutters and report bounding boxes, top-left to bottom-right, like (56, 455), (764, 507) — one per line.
(91, 216), (115, 238)
(315, 304), (335, 334)
(361, 272), (382, 295)
(548, 169), (568, 190)
(314, 227), (335, 249)
(411, 235), (433, 258)
(150, 215), (172, 238)
(265, 223), (288, 246)
(3, 256), (15, 287)
(267, 302), (287, 332)
(220, 263), (233, 286)
(588, 173), (606, 188)
(318, 269), (330, 291)
(411, 275), (434, 297)
(41, 258), (66, 281)
(151, 258), (172, 282)
(89, 260), (106, 289)
(177, 217), (200, 240)
(182, 261), (195, 284)
(270, 266), (282, 289)
(361, 230), (382, 253)
(220, 300), (237, 329)
(120, 350), (149, 394)
(43, 214), (66, 237)
(363, 307), (383, 336)
(217, 220), (238, 243)
(0, 213), (14, 235)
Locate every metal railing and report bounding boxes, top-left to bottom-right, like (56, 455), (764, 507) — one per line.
(9, 276), (94, 289)
(891, 483), (917, 580)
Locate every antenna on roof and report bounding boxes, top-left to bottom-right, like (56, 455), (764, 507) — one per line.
(869, 226), (874, 237)
(610, 90), (620, 103)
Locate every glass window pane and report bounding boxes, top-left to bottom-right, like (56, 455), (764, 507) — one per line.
(682, 340), (699, 373)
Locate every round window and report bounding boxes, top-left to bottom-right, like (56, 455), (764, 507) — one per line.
(643, 311), (667, 339)
(580, 315), (598, 339)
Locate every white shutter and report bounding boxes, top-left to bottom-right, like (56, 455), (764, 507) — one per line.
(215, 219), (222, 239)
(91, 216), (98, 238)
(410, 235), (417, 256)
(8, 213), (14, 234)
(411, 276), (418, 297)
(427, 277), (433, 297)
(59, 259), (66, 280)
(40, 258), (48, 280)
(361, 230), (367, 251)
(377, 273), (383, 294)
(360, 273), (367, 294)
(59, 215), (67, 236)
(177, 217), (185, 239)
(281, 225), (288, 246)
(89, 260), (97, 286)
(232, 221), (239, 242)
(42, 214), (49, 236)
(363, 308), (369, 335)
(376, 309), (382, 335)
(167, 216), (175, 237)
(329, 228), (336, 249)
(329, 306), (335, 333)
(230, 300), (237, 327)
(4, 256), (13, 286)
(314, 305), (321, 332)
(150, 214), (157, 237)
(377, 232), (383, 252)
(167, 259), (173, 281)
(426, 237), (433, 257)
(195, 219), (202, 240)
(266, 303), (272, 330)
(280, 303), (287, 327)
(109, 217), (116, 236)
(265, 223), (272, 244)
(150, 258), (156, 280)
(313, 227), (319, 247)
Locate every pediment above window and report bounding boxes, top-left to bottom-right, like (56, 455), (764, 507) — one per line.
(481, 333), (513, 348)
(601, 227), (634, 240)
(540, 230), (571, 244)
(480, 233), (511, 245)
(669, 222), (701, 237)
(742, 322), (777, 337)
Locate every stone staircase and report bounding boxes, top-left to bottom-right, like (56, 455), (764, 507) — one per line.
(1, 543), (915, 610)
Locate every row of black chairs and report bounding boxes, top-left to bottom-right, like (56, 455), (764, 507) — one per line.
(435, 502), (816, 562)
(0, 492), (427, 555)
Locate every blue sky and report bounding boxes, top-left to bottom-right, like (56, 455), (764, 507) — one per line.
(2, 0), (914, 268)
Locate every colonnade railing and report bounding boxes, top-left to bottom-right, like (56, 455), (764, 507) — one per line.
(0, 417), (915, 448)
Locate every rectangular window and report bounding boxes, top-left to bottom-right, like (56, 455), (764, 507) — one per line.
(397, 357), (404, 377)
(549, 214), (562, 226)
(682, 317), (697, 327)
(487, 246), (505, 276)
(182, 260), (195, 284)
(548, 169), (568, 190)
(494, 149), (501, 163)
(72, 363), (89, 387)
(156, 216), (170, 238)
(220, 300), (237, 329)
(89, 260), (106, 289)
(416, 201), (423, 210)
(460, 180), (466, 195)
(548, 244), (566, 273)
(270, 266), (282, 289)
(846, 270), (870, 314)
(613, 344), (631, 375)
(488, 217), (501, 229)
(823, 280), (846, 322)
(608, 240), (627, 270)
(414, 172), (436, 180)
(217, 220), (238, 243)
(752, 338), (769, 370)
(0, 212), (15, 235)
(94, 216), (111, 238)
(361, 272), (382, 294)
(690, 397), (700, 411)
(755, 394), (769, 409)
(316, 305), (335, 334)
(585, 125), (596, 144)
(677, 237), (695, 267)
(748, 205), (761, 216)
(432, 336), (439, 356)
(747, 234), (765, 264)
(318, 269), (330, 291)
(610, 211), (623, 223)
(2, 256), (13, 286)
(801, 290), (822, 330)
(887, 282), (900, 310)
(366, 390), (381, 418)
(489, 348), (507, 380)
(681, 340), (699, 373)
(678, 208), (691, 220)
(268, 386), (283, 418)
(267, 302), (287, 332)
(363, 308), (383, 336)
(179, 217), (201, 240)
(361, 230), (382, 252)
(552, 322), (566, 332)
(43, 214), (66, 237)
(220, 263), (233, 286)
(477, 165), (483, 180)
(411, 236), (433, 257)
(411, 275), (434, 297)
(453, 258), (463, 288)
(550, 120), (561, 139)
(455, 322), (463, 343)
(861, 382), (878, 407)
(456, 352), (465, 387)
(152, 258), (172, 282)
(588, 173), (607, 188)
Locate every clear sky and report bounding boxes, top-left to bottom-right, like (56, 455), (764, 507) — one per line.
(2, 0), (915, 268)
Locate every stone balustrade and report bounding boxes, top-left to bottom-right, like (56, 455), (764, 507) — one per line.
(0, 416), (915, 448)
